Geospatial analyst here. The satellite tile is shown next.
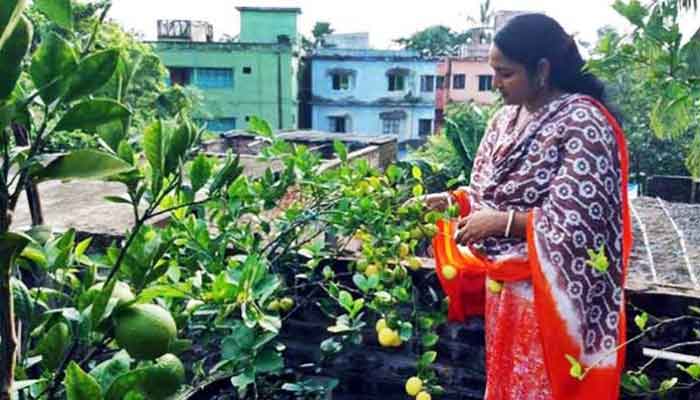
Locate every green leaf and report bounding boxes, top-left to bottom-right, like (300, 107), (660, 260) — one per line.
(210, 154), (243, 194)
(0, 0), (27, 51)
(164, 121), (191, 175)
(34, 149), (133, 181)
(419, 351), (437, 367)
(103, 195), (131, 205)
(338, 290), (353, 311)
(143, 119), (163, 173)
(104, 369), (145, 400)
(74, 237), (92, 258)
(65, 48), (119, 100)
(679, 364), (700, 380)
(422, 333), (439, 347)
(55, 99), (131, 133)
(35, 0), (72, 31)
(30, 31), (78, 104)
(230, 369), (255, 390)
(612, 0), (648, 27)
(247, 116), (272, 137)
(634, 312), (648, 330)
(90, 278), (116, 328)
(36, 321), (71, 370)
(333, 140), (347, 162)
(189, 153), (211, 193)
(97, 120), (126, 153)
(0, 15), (32, 100)
(254, 348), (284, 373)
(0, 232), (30, 272)
(412, 165), (423, 181)
(117, 140), (134, 164)
(650, 94), (692, 140)
(658, 377), (677, 392)
(89, 351), (131, 392)
(412, 184), (424, 197)
(565, 354), (584, 380)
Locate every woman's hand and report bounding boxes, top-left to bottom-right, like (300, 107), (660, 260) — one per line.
(454, 209), (508, 245)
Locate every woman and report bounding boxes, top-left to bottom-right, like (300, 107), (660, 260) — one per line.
(423, 14), (632, 400)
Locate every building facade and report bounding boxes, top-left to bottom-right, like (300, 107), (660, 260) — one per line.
(151, 7), (301, 132)
(309, 48), (438, 143)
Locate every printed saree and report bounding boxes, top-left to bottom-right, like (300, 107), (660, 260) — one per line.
(433, 93), (632, 400)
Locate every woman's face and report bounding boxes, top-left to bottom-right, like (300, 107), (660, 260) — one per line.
(488, 45), (536, 106)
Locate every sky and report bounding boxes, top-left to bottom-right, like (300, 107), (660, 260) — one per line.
(108, 0), (698, 49)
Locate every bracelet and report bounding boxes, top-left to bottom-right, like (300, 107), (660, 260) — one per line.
(446, 192), (453, 209)
(504, 210), (515, 238)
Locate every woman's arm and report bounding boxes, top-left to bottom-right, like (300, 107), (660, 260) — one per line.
(454, 209), (529, 245)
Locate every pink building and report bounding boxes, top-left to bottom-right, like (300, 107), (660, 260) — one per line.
(435, 56), (496, 131)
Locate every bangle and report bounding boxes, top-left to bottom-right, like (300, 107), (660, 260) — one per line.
(446, 192), (453, 209)
(504, 210), (515, 238)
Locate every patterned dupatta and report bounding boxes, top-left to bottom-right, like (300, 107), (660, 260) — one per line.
(433, 94), (632, 400)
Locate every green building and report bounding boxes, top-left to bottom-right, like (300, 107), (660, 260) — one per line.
(151, 7), (301, 132)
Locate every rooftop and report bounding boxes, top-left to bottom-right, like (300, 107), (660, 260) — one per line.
(235, 6), (302, 14)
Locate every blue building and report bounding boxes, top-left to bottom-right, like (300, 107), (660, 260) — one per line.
(308, 48), (438, 143)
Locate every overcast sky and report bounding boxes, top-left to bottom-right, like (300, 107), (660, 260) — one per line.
(108, 0), (697, 49)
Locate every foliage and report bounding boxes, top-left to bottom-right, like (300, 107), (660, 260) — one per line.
(301, 22), (335, 55)
(587, 0), (700, 177)
(409, 101), (496, 192)
(395, 25), (470, 57)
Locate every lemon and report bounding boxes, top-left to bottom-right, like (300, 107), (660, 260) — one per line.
(487, 278), (504, 294)
(87, 281), (135, 304)
(375, 318), (387, 333)
(365, 263), (379, 277)
(399, 243), (410, 258)
(416, 391), (432, 400)
(378, 327), (397, 347)
(267, 299), (281, 312)
(115, 304), (177, 360)
(390, 330), (402, 347)
(442, 264), (458, 280)
(405, 377), (423, 396)
(139, 353), (186, 400)
(407, 257), (422, 271)
(280, 297), (295, 312)
(422, 224), (438, 237)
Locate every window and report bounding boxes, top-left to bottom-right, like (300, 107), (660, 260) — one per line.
(201, 118), (236, 132)
(329, 116), (347, 133)
(332, 73), (351, 90)
(195, 68), (233, 89)
(478, 75), (494, 91)
(419, 119), (433, 136)
(382, 118), (401, 134)
(436, 76), (445, 89)
(453, 74), (466, 89)
(243, 66), (252, 74)
(168, 67), (192, 86)
(420, 75), (435, 92)
(388, 75), (405, 92)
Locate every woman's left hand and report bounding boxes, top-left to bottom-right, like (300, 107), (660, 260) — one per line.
(455, 209), (507, 245)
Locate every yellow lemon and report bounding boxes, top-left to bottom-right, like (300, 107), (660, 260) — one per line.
(378, 327), (396, 347)
(280, 297), (295, 312)
(442, 264), (457, 280)
(365, 264), (379, 277)
(416, 391), (432, 400)
(375, 318), (387, 333)
(389, 330), (402, 347)
(487, 278), (504, 294)
(405, 377), (423, 396)
(399, 243), (410, 258)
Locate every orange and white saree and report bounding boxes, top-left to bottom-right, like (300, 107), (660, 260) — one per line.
(434, 94), (632, 400)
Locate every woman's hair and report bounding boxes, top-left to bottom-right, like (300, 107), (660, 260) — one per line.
(494, 13), (609, 107)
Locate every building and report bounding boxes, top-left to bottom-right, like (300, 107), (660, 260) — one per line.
(151, 7), (302, 132)
(307, 47), (439, 143)
(435, 10), (532, 130)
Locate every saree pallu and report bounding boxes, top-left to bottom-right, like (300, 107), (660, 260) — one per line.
(433, 95), (632, 400)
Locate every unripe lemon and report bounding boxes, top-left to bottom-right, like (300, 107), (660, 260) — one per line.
(115, 304), (177, 360)
(422, 224), (438, 237)
(86, 281), (135, 305)
(378, 327), (396, 347)
(266, 299), (281, 312)
(280, 297), (295, 312)
(375, 318), (387, 333)
(416, 391), (432, 400)
(139, 353), (186, 400)
(442, 264), (458, 280)
(487, 278), (504, 294)
(405, 377), (423, 396)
